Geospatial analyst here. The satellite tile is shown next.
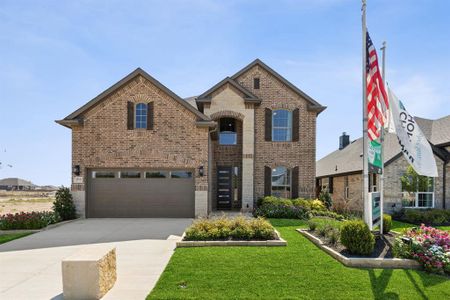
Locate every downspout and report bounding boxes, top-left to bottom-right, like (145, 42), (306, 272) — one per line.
(443, 161), (447, 210)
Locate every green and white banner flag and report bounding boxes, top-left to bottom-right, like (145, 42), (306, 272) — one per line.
(368, 139), (382, 174)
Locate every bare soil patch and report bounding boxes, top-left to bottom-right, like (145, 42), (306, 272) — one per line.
(0, 191), (55, 214)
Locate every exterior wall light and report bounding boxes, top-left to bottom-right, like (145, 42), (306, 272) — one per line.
(198, 166), (204, 177)
(73, 165), (81, 176)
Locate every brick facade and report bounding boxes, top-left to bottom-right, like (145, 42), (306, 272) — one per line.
(70, 74), (209, 216)
(234, 65), (317, 200)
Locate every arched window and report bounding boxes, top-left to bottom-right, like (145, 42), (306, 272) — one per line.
(271, 166), (291, 198)
(272, 110), (292, 141)
(135, 103), (147, 129)
(219, 117), (237, 145)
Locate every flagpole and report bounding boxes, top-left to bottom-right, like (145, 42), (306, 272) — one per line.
(380, 41), (386, 235)
(362, 0), (370, 226)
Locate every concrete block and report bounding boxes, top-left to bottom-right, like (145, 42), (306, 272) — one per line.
(62, 245), (116, 300)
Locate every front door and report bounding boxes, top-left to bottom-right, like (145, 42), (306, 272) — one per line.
(217, 166), (233, 210)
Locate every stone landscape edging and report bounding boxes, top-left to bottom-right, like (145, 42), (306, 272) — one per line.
(297, 229), (421, 269)
(176, 229), (287, 247)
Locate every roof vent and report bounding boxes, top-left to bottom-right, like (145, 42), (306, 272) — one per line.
(339, 132), (350, 150)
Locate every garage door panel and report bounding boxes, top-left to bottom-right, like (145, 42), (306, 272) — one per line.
(87, 170), (195, 218)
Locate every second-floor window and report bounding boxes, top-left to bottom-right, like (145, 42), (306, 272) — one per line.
(135, 103), (147, 129)
(272, 110), (292, 141)
(219, 118), (237, 145)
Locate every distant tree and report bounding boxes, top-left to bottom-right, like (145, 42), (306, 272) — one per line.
(400, 166), (433, 192)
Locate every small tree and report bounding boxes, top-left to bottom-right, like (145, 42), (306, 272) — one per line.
(400, 166), (433, 193)
(53, 187), (77, 220)
(319, 188), (332, 210)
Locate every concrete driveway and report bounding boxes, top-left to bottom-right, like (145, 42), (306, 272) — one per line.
(0, 218), (192, 300)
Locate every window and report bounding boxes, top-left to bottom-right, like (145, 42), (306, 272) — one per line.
(145, 171), (167, 178)
(401, 169), (434, 208)
(344, 176), (349, 199)
(328, 176), (334, 193)
(272, 110), (292, 141)
(369, 174), (377, 192)
(253, 77), (260, 89)
(219, 118), (237, 145)
(92, 171), (115, 178)
(271, 166), (291, 198)
(135, 103), (147, 129)
(119, 171), (141, 178)
(171, 171), (193, 178)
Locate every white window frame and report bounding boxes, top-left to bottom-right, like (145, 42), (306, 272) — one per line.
(271, 166), (291, 198)
(135, 103), (148, 129)
(272, 110), (292, 142)
(401, 177), (435, 209)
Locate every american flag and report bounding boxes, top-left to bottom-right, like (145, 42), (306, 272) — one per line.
(366, 31), (388, 141)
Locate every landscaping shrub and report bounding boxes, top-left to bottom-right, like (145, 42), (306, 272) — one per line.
(184, 216), (276, 241)
(307, 220), (317, 231)
(0, 211), (60, 230)
(383, 214), (392, 234)
(319, 189), (332, 209)
(340, 220), (375, 256)
(394, 209), (450, 226)
(310, 199), (326, 211)
(327, 228), (340, 246)
(310, 210), (345, 221)
(393, 224), (449, 275)
(53, 187), (77, 221)
(292, 198), (312, 210)
(257, 196), (293, 207)
(253, 203), (310, 220)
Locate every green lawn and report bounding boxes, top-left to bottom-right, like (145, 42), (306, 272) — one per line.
(0, 232), (33, 245)
(148, 219), (449, 300)
(391, 220), (450, 232)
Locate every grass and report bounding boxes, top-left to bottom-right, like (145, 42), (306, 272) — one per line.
(391, 220), (450, 232)
(148, 219), (450, 300)
(0, 232), (33, 245)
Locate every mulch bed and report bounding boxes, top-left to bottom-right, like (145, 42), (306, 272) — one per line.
(308, 230), (397, 259)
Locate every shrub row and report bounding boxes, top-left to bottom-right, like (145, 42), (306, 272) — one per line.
(257, 196), (326, 211)
(393, 209), (450, 226)
(0, 211), (61, 230)
(184, 216), (276, 241)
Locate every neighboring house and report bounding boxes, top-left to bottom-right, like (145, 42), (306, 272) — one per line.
(56, 59), (326, 218)
(316, 116), (450, 213)
(0, 178), (35, 191)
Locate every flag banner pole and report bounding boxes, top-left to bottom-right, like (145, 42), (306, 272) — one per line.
(380, 41), (386, 235)
(362, 0), (370, 227)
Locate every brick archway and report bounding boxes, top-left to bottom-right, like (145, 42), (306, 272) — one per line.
(209, 110), (245, 121)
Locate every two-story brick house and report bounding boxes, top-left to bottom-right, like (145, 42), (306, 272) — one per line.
(57, 59), (325, 218)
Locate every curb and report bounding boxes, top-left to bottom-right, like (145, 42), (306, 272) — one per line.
(297, 229), (421, 269)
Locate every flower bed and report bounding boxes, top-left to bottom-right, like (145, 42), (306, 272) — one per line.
(183, 216), (277, 241)
(393, 224), (449, 275)
(0, 211), (61, 230)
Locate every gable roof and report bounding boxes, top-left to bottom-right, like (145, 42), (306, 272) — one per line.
(56, 68), (211, 128)
(316, 115), (450, 178)
(196, 77), (261, 104)
(231, 59), (326, 114)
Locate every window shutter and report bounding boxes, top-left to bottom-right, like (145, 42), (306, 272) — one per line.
(147, 102), (154, 130)
(265, 108), (272, 141)
(292, 108), (299, 142)
(127, 101), (134, 130)
(264, 166), (272, 196)
(292, 166), (299, 198)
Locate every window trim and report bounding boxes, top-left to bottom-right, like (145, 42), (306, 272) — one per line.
(134, 102), (148, 129)
(271, 166), (291, 198)
(401, 176), (435, 208)
(272, 109), (292, 142)
(92, 171), (116, 179)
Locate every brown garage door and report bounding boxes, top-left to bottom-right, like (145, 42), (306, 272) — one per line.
(87, 169), (195, 218)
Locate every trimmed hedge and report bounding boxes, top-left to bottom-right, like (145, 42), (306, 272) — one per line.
(394, 209), (450, 226)
(340, 220), (375, 256)
(253, 203), (310, 220)
(383, 214), (392, 234)
(184, 216), (276, 241)
(0, 211), (60, 230)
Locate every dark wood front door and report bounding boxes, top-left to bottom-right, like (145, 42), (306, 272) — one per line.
(217, 166), (233, 210)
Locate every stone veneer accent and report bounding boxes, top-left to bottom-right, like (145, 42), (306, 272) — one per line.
(71, 75), (209, 217)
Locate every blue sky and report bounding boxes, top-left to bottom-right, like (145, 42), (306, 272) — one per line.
(0, 0), (449, 186)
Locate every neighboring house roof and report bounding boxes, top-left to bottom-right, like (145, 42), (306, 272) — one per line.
(196, 77), (261, 104)
(56, 68), (212, 128)
(184, 96), (198, 108)
(316, 115), (450, 178)
(0, 178), (35, 187)
(231, 59), (326, 114)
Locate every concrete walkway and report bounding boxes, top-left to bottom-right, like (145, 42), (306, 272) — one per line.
(0, 218), (192, 300)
